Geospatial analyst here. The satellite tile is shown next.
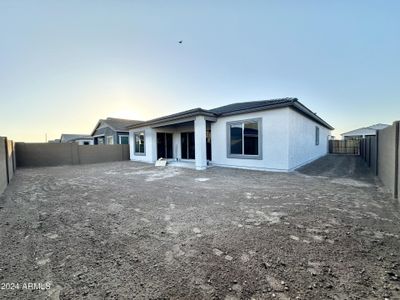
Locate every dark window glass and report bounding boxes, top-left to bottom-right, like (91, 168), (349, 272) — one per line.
(166, 133), (173, 158)
(188, 132), (195, 159)
(181, 133), (188, 159)
(315, 127), (320, 145)
(230, 124), (243, 154)
(120, 136), (129, 144)
(181, 132), (195, 159)
(244, 122), (258, 155)
(135, 132), (145, 153)
(157, 133), (173, 159)
(206, 130), (212, 161)
(156, 133), (165, 158)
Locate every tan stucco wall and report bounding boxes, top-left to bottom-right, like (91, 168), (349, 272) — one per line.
(397, 122), (400, 198)
(0, 137), (7, 195)
(378, 124), (397, 197)
(0, 137), (16, 195)
(16, 143), (129, 168)
(16, 143), (77, 167)
(6, 140), (15, 181)
(78, 144), (129, 164)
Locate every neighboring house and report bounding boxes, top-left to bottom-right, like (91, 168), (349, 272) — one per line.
(91, 117), (142, 145)
(60, 134), (94, 145)
(48, 139), (61, 143)
(341, 123), (389, 140)
(127, 98), (333, 171)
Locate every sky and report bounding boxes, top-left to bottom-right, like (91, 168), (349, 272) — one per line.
(0, 0), (399, 142)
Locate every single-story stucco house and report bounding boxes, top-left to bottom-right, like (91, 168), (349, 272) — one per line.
(91, 117), (142, 145)
(60, 134), (94, 145)
(127, 98), (334, 172)
(341, 123), (389, 140)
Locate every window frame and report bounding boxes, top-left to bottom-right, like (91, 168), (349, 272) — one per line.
(134, 131), (146, 155)
(119, 135), (129, 144)
(315, 126), (320, 146)
(226, 118), (262, 160)
(106, 136), (114, 145)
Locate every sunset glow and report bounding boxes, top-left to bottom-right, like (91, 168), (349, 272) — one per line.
(1, 0), (399, 142)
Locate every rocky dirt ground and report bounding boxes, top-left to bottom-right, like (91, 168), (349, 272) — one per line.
(0, 155), (399, 299)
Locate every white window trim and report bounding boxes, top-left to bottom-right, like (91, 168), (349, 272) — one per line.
(134, 131), (146, 156)
(106, 136), (114, 145)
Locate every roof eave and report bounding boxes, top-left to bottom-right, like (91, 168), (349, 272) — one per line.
(292, 102), (334, 130)
(90, 119), (103, 136)
(215, 102), (295, 118)
(215, 101), (333, 130)
(127, 99), (333, 131)
(127, 108), (216, 129)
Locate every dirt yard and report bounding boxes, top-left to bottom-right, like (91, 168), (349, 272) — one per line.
(0, 155), (399, 299)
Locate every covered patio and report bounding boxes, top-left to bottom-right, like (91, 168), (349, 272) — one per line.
(129, 109), (216, 170)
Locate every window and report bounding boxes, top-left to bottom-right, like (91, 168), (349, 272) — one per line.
(244, 122), (259, 155)
(230, 124), (242, 154)
(119, 135), (129, 144)
(315, 126), (320, 145)
(106, 136), (114, 145)
(83, 141), (90, 145)
(134, 132), (145, 155)
(227, 118), (262, 159)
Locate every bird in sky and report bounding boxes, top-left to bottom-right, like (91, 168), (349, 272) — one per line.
(178, 40), (183, 44)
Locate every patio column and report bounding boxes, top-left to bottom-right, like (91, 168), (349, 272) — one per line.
(194, 116), (207, 170)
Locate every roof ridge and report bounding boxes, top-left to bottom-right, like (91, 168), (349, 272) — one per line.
(208, 97), (297, 115)
(106, 117), (141, 121)
(128, 97), (333, 130)
(210, 97), (297, 107)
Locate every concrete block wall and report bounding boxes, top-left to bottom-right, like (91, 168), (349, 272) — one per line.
(16, 143), (79, 167)
(377, 121), (399, 199)
(16, 143), (130, 168)
(0, 137), (7, 195)
(6, 140), (15, 181)
(360, 136), (378, 175)
(0, 137), (16, 195)
(78, 144), (130, 164)
(397, 126), (400, 198)
(369, 137), (378, 175)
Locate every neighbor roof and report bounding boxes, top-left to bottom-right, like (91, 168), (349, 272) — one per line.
(367, 123), (390, 130)
(91, 117), (142, 135)
(128, 98), (334, 130)
(341, 123), (390, 136)
(103, 117), (142, 131)
(60, 134), (93, 143)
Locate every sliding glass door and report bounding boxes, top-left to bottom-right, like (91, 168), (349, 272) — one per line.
(157, 133), (173, 159)
(181, 132), (195, 159)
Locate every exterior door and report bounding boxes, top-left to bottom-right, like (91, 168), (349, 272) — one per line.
(206, 129), (212, 161)
(181, 132), (195, 159)
(157, 133), (173, 159)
